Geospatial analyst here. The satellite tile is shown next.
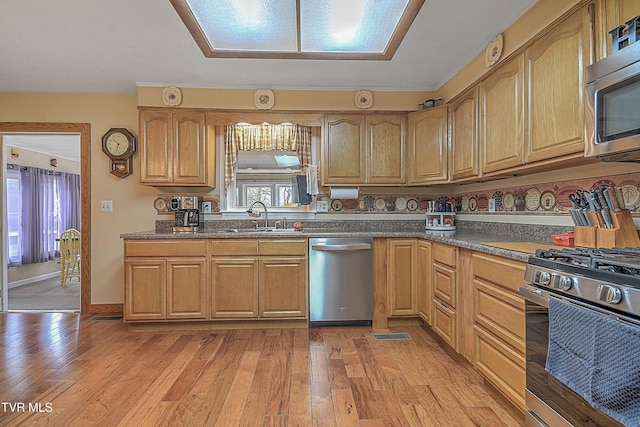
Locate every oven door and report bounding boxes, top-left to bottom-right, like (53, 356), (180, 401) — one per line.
(520, 285), (627, 427)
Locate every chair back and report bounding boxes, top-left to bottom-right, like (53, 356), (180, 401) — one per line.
(59, 228), (81, 260)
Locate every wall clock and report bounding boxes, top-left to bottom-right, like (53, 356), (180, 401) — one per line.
(101, 128), (137, 178)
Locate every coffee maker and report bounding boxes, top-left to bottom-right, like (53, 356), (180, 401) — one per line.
(170, 196), (200, 232)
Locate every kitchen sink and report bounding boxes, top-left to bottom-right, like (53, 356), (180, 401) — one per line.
(220, 228), (299, 233)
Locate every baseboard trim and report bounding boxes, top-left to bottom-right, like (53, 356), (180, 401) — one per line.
(89, 304), (123, 314)
(8, 272), (60, 289)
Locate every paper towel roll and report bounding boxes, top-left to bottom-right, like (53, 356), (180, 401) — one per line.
(330, 188), (359, 199)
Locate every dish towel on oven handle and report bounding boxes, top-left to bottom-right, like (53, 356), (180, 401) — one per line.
(546, 298), (640, 426)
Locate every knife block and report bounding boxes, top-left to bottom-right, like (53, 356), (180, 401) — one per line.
(574, 226), (597, 247)
(574, 210), (639, 248)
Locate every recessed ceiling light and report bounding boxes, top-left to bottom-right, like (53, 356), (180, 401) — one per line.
(170, 0), (424, 60)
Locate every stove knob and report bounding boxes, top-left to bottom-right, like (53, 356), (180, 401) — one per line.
(597, 285), (622, 304)
(539, 271), (551, 286)
(558, 276), (573, 291)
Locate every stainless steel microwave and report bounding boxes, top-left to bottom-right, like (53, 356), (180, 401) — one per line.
(585, 41), (640, 161)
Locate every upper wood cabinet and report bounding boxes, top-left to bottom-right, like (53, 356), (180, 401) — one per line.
(594, 0), (640, 59)
(407, 106), (448, 184)
(524, 6), (593, 163)
(139, 109), (215, 187)
(450, 86), (479, 181)
(322, 113), (406, 185)
(479, 55), (525, 174)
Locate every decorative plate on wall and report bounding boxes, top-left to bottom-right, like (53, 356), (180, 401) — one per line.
(162, 86), (182, 106)
(355, 90), (373, 109)
(395, 197), (407, 211)
(540, 190), (557, 211)
(406, 199), (418, 211)
(525, 187), (542, 211)
(254, 89), (275, 110)
(485, 34), (503, 67)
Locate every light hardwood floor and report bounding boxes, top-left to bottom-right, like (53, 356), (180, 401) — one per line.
(0, 313), (523, 426)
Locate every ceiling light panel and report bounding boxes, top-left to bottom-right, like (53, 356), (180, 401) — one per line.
(172, 0), (424, 59)
(184, 0), (297, 52)
(300, 0), (411, 53)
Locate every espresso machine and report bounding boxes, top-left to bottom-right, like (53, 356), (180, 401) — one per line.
(170, 196), (200, 232)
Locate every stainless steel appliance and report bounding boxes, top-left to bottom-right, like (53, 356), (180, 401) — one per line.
(520, 248), (640, 426)
(171, 196), (200, 232)
(585, 41), (640, 161)
(308, 238), (373, 327)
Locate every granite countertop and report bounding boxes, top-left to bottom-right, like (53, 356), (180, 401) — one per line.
(121, 227), (566, 263)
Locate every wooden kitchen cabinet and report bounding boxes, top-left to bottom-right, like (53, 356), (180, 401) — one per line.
(387, 239), (418, 317)
(431, 243), (458, 350)
(124, 240), (208, 321)
(407, 106), (448, 184)
(210, 239), (307, 320)
(479, 55), (525, 174)
(449, 86), (479, 181)
(322, 113), (406, 185)
(524, 6), (592, 163)
(139, 108), (215, 187)
(472, 252), (526, 411)
(417, 240), (432, 324)
(594, 0), (640, 59)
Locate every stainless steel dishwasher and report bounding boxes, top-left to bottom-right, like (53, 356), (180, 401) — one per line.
(308, 237), (373, 327)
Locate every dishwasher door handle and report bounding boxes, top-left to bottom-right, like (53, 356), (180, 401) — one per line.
(311, 243), (372, 252)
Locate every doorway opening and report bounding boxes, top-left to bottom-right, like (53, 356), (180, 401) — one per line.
(0, 123), (91, 313)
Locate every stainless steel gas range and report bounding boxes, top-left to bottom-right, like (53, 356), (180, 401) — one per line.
(520, 248), (640, 427)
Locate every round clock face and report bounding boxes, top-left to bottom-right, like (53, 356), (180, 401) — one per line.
(105, 132), (131, 156)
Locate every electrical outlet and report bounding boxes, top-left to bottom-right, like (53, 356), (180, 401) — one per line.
(316, 200), (329, 212)
(202, 201), (212, 214)
(100, 200), (113, 212)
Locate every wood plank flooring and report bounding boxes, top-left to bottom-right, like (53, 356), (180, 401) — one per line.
(0, 313), (523, 426)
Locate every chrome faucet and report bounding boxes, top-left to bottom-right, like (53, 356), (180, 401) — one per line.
(246, 201), (269, 228)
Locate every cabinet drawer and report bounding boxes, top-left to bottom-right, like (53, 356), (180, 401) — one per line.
(125, 240), (206, 257)
(433, 263), (456, 307)
(474, 325), (525, 410)
(433, 243), (456, 267)
(474, 280), (525, 353)
(432, 300), (456, 350)
(472, 253), (525, 293)
(258, 239), (307, 256)
(210, 239), (258, 256)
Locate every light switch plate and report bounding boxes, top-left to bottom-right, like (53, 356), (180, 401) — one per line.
(488, 198), (496, 212)
(316, 200), (329, 212)
(100, 200), (113, 212)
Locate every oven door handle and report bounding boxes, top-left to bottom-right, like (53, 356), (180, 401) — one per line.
(519, 285), (550, 308)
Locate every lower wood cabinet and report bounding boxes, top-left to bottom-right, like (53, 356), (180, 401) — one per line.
(387, 239), (418, 316)
(472, 252), (526, 411)
(210, 239), (307, 320)
(124, 240), (207, 321)
(125, 238), (307, 323)
(417, 241), (432, 324)
(431, 243), (458, 350)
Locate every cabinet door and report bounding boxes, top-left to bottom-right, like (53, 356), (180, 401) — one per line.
(172, 112), (208, 185)
(407, 107), (448, 184)
(596, 0), (640, 58)
(125, 259), (166, 321)
(450, 86), (479, 181)
(210, 258), (259, 318)
(139, 110), (172, 184)
(525, 8), (592, 163)
(480, 56), (525, 173)
(166, 258), (207, 319)
(432, 300), (457, 350)
(259, 257), (307, 318)
(417, 241), (432, 324)
(387, 239), (418, 316)
(322, 114), (366, 184)
(366, 114), (406, 184)
(433, 263), (456, 308)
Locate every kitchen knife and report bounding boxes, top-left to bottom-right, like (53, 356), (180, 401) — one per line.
(604, 187), (621, 211)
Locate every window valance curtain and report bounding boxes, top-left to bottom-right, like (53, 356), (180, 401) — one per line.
(224, 123), (312, 188)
